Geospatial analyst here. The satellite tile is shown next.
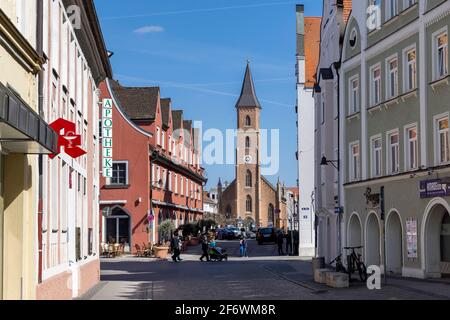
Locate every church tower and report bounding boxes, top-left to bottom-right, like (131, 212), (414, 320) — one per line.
(235, 62), (261, 226)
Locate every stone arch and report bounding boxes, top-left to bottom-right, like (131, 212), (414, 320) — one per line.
(422, 198), (450, 277)
(386, 209), (403, 274)
(365, 211), (381, 267)
(347, 212), (363, 248)
(106, 206), (132, 247)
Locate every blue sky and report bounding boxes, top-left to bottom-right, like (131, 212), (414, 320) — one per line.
(94, 0), (323, 189)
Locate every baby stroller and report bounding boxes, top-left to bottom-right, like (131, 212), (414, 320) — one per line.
(208, 244), (228, 262)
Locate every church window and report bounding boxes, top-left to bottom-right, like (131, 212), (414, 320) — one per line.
(246, 195), (252, 213)
(245, 115), (251, 126)
(245, 170), (252, 187)
(245, 136), (251, 155)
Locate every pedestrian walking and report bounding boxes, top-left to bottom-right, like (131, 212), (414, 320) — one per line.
(277, 231), (284, 256)
(171, 231), (182, 262)
(239, 235), (248, 257)
(199, 232), (210, 262)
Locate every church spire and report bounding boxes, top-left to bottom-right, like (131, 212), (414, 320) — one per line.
(236, 62), (261, 109)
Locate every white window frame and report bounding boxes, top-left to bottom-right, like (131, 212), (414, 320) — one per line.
(349, 141), (360, 182)
(386, 54), (398, 99)
(110, 161), (129, 185)
(404, 123), (419, 171)
(371, 135), (383, 178)
(180, 177), (184, 196)
(370, 63), (382, 106)
(386, 129), (400, 175)
(434, 112), (450, 165)
(168, 171), (172, 192)
(403, 0), (416, 10)
(174, 174), (178, 194)
(432, 27), (448, 81)
(349, 75), (360, 114)
(403, 44), (417, 92)
(386, 0), (398, 21)
(161, 131), (166, 150)
(156, 127), (161, 146)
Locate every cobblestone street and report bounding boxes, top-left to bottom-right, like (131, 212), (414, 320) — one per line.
(80, 240), (450, 300)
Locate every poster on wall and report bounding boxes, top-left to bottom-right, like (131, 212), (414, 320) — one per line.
(406, 218), (418, 258)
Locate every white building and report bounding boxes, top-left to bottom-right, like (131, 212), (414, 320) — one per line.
(296, 5), (320, 257)
(37, 0), (111, 299)
(313, 0), (352, 263)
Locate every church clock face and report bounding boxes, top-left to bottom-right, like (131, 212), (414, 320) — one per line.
(244, 155), (252, 164)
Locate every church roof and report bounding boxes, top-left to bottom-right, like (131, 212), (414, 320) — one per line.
(236, 63), (261, 109)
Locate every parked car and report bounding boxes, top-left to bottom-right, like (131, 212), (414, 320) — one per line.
(227, 227), (241, 239)
(256, 227), (277, 245)
(216, 228), (235, 240)
(245, 230), (257, 239)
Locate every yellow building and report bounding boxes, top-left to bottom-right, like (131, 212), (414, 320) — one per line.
(0, 2), (57, 299)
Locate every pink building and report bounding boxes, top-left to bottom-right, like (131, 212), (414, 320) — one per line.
(36, 0), (112, 299)
(99, 79), (206, 251)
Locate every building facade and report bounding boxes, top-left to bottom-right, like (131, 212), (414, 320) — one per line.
(296, 5), (321, 257)
(313, 0), (352, 263)
(36, 0), (112, 299)
(341, 0), (450, 278)
(99, 79), (206, 251)
(0, 0), (58, 300)
(219, 63), (288, 230)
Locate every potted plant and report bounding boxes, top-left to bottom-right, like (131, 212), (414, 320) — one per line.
(154, 220), (175, 259)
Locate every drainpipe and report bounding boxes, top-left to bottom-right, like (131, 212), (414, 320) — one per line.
(37, 0), (44, 285)
(332, 61), (342, 258)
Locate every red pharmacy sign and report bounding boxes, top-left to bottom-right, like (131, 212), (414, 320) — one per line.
(49, 118), (86, 159)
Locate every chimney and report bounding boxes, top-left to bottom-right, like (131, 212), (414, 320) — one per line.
(296, 4), (305, 57)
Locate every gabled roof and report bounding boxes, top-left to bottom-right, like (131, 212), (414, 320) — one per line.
(236, 63), (261, 109)
(160, 98), (171, 129)
(183, 120), (192, 147)
(172, 110), (183, 139)
(110, 80), (159, 121)
(192, 127), (200, 152)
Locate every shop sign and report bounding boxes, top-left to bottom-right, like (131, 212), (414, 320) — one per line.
(102, 99), (113, 178)
(49, 118), (86, 159)
(419, 179), (450, 199)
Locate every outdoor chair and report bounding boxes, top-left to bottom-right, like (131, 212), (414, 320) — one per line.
(135, 244), (143, 257)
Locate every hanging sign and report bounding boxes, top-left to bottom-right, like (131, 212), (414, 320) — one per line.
(49, 118), (86, 159)
(102, 99), (113, 177)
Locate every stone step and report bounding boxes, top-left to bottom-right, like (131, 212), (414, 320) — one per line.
(325, 271), (349, 288)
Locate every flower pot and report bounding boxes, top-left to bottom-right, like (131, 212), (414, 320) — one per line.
(154, 246), (170, 259)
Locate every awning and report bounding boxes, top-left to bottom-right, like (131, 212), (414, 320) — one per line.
(0, 82), (57, 154)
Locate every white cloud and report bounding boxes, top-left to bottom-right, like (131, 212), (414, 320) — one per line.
(133, 25), (164, 34)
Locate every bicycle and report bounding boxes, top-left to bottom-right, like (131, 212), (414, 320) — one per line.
(329, 254), (347, 274)
(344, 246), (367, 282)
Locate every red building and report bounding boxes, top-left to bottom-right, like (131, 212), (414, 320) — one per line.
(98, 79), (206, 251)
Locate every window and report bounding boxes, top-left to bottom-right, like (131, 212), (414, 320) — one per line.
(405, 126), (418, 170)
(168, 135), (172, 153)
(405, 48), (417, 91)
(156, 166), (161, 188)
(111, 162), (128, 185)
(436, 116), (450, 164)
(387, 57), (398, 98)
(180, 177), (184, 195)
(162, 169), (167, 190)
(370, 65), (381, 106)
(349, 76), (360, 114)
(174, 174), (178, 194)
(388, 131), (400, 174)
(371, 136), (383, 177)
(386, 0), (397, 20)
(245, 115), (251, 126)
(168, 171), (172, 191)
(246, 195), (252, 213)
(246, 170), (252, 187)
(349, 142), (360, 181)
(156, 127), (161, 146)
(245, 136), (251, 155)
(403, 0), (416, 9)
(435, 31), (448, 80)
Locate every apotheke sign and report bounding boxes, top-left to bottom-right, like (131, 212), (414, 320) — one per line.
(420, 178), (450, 199)
(102, 99), (113, 178)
